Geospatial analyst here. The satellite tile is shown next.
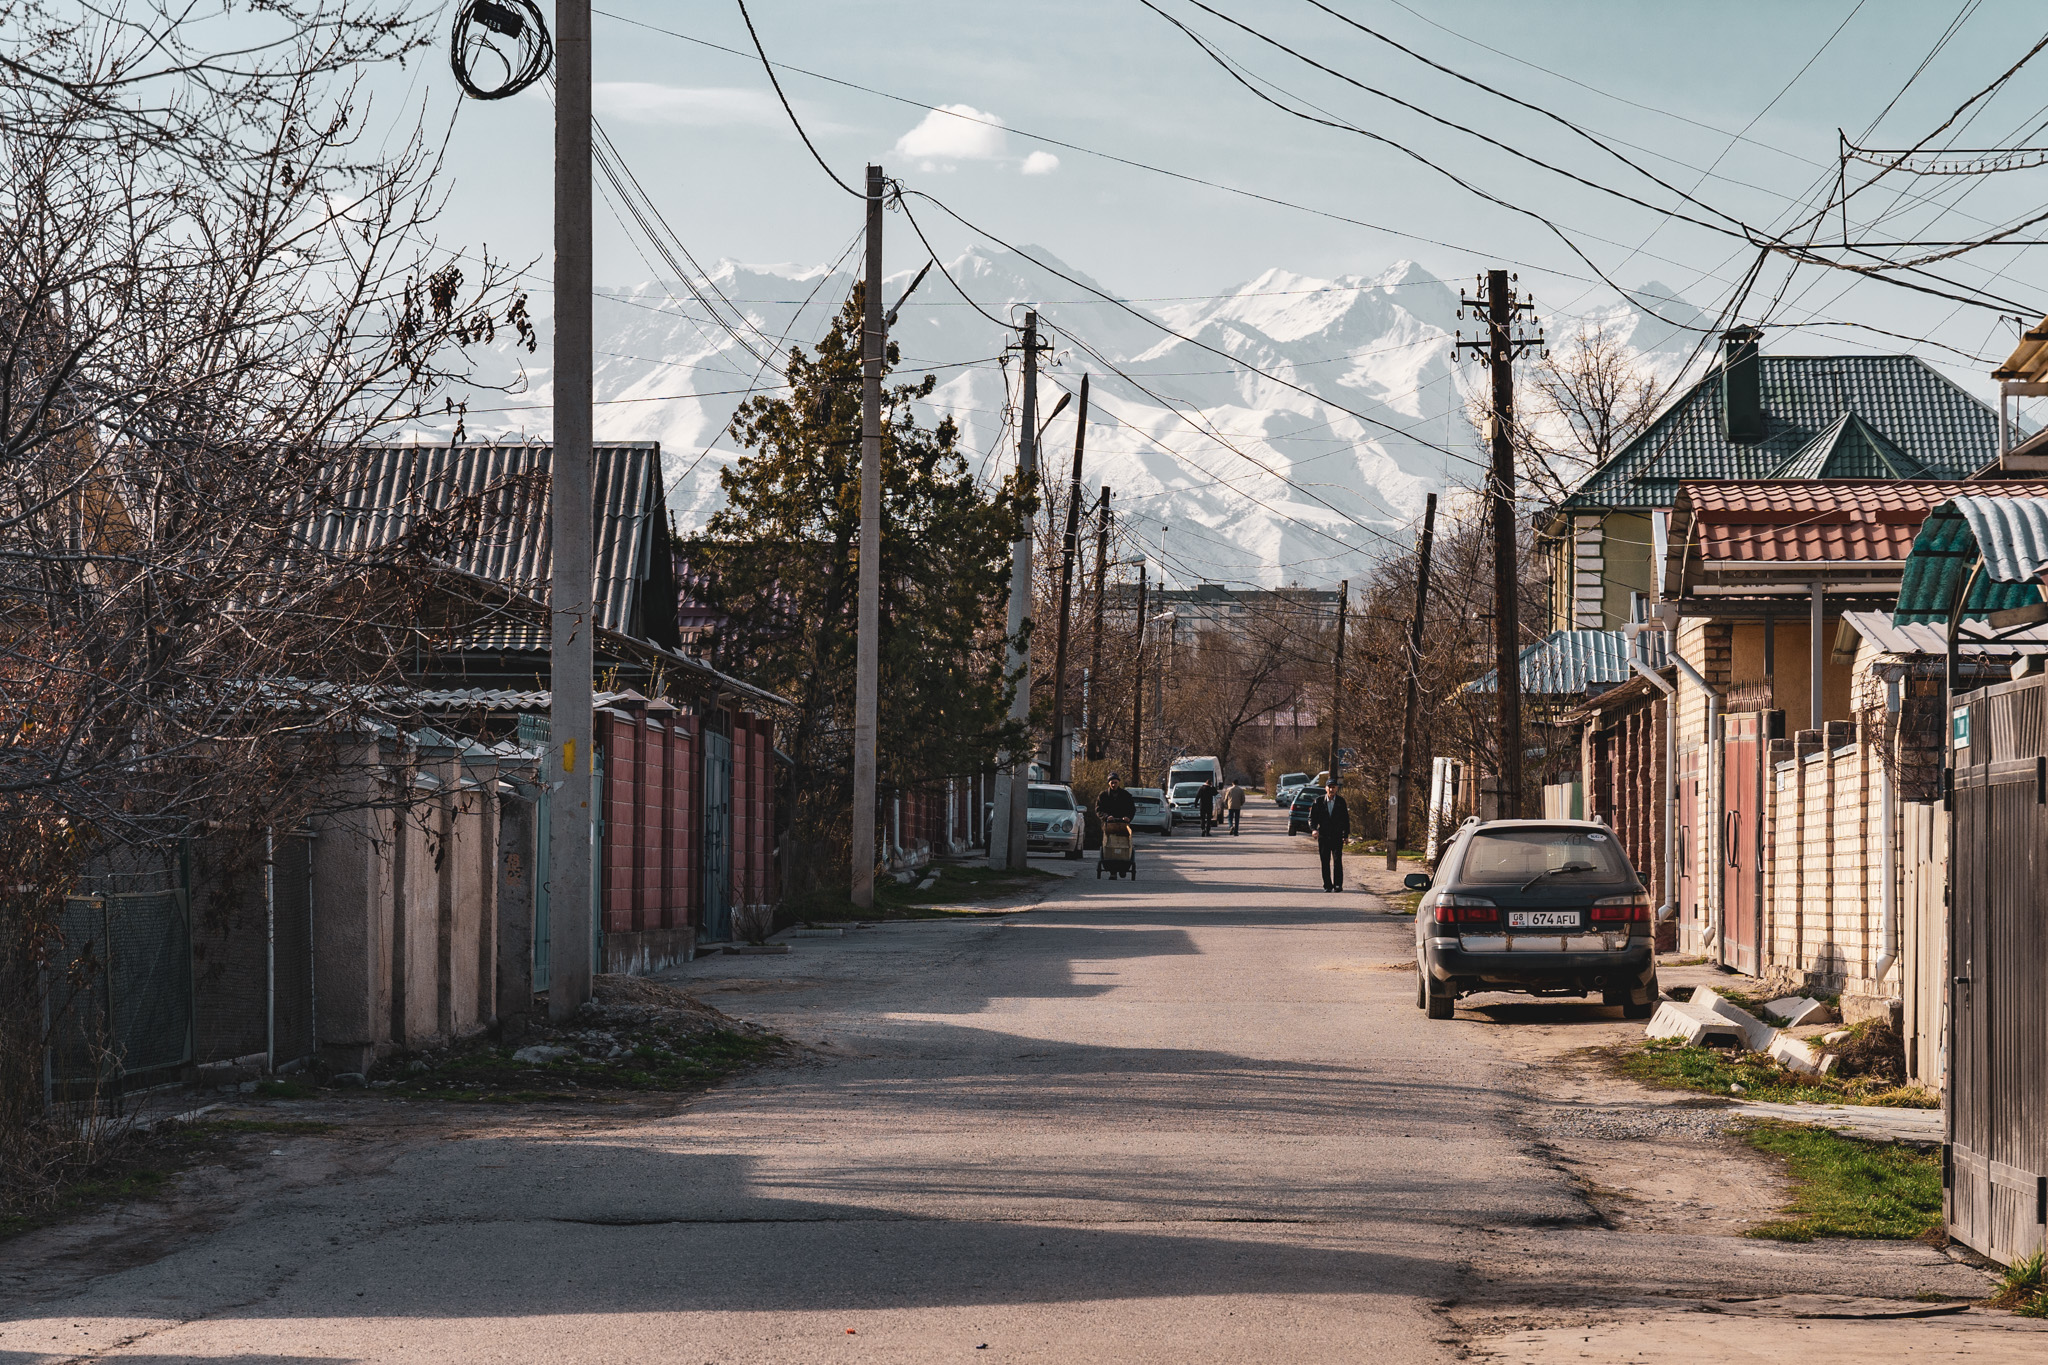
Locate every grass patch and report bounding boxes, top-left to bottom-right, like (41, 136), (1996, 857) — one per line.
(1739, 1121), (1941, 1242)
(379, 1026), (783, 1102)
(1384, 890), (1422, 915)
(1990, 1250), (2048, 1317)
(251, 1079), (319, 1100)
(1617, 1038), (1937, 1108)
(869, 862), (1056, 916)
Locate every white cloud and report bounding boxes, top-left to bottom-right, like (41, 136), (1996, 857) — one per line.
(593, 83), (784, 127)
(893, 103), (1009, 166)
(1020, 150), (1060, 176)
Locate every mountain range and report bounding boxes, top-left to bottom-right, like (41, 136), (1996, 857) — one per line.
(435, 246), (1708, 587)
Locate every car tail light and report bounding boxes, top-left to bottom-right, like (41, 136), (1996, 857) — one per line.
(1433, 893), (1497, 924)
(1591, 895), (1650, 922)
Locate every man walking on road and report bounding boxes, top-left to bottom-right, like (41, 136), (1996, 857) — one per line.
(1309, 781), (1350, 891)
(1196, 778), (1217, 836)
(1225, 779), (1246, 835)
(1096, 773), (1136, 824)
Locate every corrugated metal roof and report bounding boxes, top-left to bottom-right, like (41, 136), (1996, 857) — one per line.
(306, 441), (667, 640)
(1895, 494), (2048, 622)
(1467, 628), (1668, 696)
(1769, 411), (1929, 479)
(1839, 609), (2048, 656)
(1561, 355), (1997, 511)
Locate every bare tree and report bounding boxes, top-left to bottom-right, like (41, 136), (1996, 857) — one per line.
(1, 1), (527, 1195)
(1468, 320), (1662, 503)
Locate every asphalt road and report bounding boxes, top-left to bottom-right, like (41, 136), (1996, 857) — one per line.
(0, 802), (2008, 1363)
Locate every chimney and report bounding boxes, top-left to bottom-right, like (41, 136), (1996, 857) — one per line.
(1722, 326), (1763, 444)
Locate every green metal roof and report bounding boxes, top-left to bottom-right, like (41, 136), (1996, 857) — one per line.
(1893, 495), (2048, 623)
(1559, 355), (1996, 512)
(1768, 411), (1930, 479)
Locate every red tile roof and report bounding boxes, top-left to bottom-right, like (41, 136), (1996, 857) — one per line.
(1675, 480), (2048, 565)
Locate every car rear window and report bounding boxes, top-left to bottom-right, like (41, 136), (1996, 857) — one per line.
(1457, 828), (1631, 884)
(1028, 788), (1074, 810)
(1131, 795), (1161, 807)
(1279, 773), (1307, 786)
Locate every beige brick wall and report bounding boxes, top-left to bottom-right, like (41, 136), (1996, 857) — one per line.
(1761, 728), (1895, 998)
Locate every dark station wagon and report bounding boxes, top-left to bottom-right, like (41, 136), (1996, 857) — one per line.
(1408, 818), (1659, 1020)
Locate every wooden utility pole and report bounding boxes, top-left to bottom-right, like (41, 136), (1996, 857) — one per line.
(851, 164), (885, 908)
(1457, 270), (1540, 818)
(1129, 562), (1148, 783)
(1048, 376), (1090, 785)
(1387, 493), (1438, 869)
(991, 313), (1040, 870)
(1086, 486), (1112, 761)
(1327, 582), (1348, 783)
(548, 0), (594, 1018)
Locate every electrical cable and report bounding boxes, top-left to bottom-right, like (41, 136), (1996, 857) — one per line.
(734, 0), (862, 198)
(449, 0), (551, 100)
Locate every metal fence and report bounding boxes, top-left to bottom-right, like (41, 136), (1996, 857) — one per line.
(48, 863), (193, 1100)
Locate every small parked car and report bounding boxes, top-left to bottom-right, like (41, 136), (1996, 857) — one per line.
(1286, 784), (1323, 835)
(1408, 818), (1659, 1020)
(1026, 784), (1085, 859)
(1167, 781), (1207, 827)
(1275, 772), (1309, 807)
(1126, 786), (1173, 836)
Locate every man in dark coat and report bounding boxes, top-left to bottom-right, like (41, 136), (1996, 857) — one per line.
(1096, 774), (1136, 823)
(1309, 781), (1351, 891)
(1196, 779), (1217, 836)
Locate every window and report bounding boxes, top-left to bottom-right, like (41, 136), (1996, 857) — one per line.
(1027, 787), (1074, 811)
(1457, 828), (1631, 885)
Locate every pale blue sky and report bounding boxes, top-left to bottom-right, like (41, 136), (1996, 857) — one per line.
(384, 0), (2048, 390)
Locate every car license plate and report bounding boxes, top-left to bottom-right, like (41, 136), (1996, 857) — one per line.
(1509, 911), (1579, 928)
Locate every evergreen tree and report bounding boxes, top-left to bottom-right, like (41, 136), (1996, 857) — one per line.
(691, 292), (1031, 899)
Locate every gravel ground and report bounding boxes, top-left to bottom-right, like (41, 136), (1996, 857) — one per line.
(1530, 1103), (1740, 1142)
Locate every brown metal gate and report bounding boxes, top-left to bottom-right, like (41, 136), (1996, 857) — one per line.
(1678, 750), (1701, 931)
(1948, 675), (2048, 1265)
(1720, 713), (1765, 974)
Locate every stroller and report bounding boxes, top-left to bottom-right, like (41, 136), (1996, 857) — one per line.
(1097, 817), (1136, 879)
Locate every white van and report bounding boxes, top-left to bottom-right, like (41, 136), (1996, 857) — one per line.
(1165, 755), (1222, 793)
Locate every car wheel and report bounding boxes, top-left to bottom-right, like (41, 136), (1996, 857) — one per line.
(1065, 849), (1082, 861)
(1622, 1000), (1654, 1020)
(1421, 966), (1454, 1019)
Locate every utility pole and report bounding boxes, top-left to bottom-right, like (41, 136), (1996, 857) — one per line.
(1087, 486), (1111, 761)
(1049, 377), (1090, 785)
(1387, 493), (1438, 869)
(1327, 582), (1348, 783)
(1129, 562), (1147, 783)
(548, 0), (593, 1020)
(851, 165), (885, 908)
(991, 312), (1040, 870)
(1457, 269), (1541, 819)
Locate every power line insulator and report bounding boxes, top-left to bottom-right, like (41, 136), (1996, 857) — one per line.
(450, 0), (551, 101)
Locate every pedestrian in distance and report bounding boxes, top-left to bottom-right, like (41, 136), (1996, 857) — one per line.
(1309, 781), (1351, 891)
(1225, 779), (1246, 835)
(1197, 778), (1217, 836)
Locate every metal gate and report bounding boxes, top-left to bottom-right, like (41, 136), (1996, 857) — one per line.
(1947, 674), (2048, 1265)
(49, 877), (193, 1098)
(271, 833), (316, 1070)
(1720, 712), (1766, 974)
(702, 725), (733, 942)
(1677, 751), (1701, 929)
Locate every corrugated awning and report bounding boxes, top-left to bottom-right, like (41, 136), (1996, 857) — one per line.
(1466, 628), (1667, 696)
(1894, 495), (2048, 623)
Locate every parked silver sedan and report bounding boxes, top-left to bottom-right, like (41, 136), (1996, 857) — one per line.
(1126, 787), (1172, 836)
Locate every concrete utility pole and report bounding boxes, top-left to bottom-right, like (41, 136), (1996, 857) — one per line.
(548, 0), (594, 1020)
(1457, 270), (1541, 819)
(991, 312), (1040, 870)
(1387, 493), (1438, 869)
(851, 164), (884, 908)
(1129, 562), (1147, 784)
(1327, 582), (1348, 783)
(1049, 376), (1090, 786)
(1087, 486), (1111, 761)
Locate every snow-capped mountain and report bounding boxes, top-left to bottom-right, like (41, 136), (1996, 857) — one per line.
(429, 248), (1702, 586)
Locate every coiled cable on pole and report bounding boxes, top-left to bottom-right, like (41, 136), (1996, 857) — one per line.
(450, 0), (552, 100)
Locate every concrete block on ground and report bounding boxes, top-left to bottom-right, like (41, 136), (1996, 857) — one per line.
(1840, 993), (1904, 1029)
(1768, 1032), (1836, 1076)
(1690, 986), (1777, 1050)
(1646, 1000), (1752, 1048)
(1764, 995), (1836, 1027)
